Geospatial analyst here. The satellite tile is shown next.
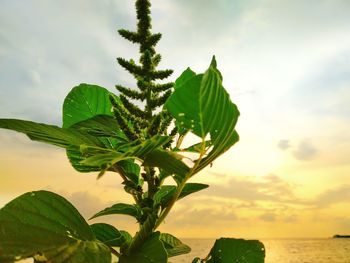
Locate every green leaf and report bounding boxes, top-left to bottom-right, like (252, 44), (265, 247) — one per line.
(62, 83), (114, 128)
(154, 183), (209, 207)
(173, 67), (198, 135)
(159, 169), (172, 183)
(119, 232), (168, 263)
(70, 115), (126, 142)
(81, 150), (123, 167)
(120, 230), (133, 246)
(90, 223), (131, 247)
(90, 203), (141, 220)
(0, 119), (102, 148)
(153, 185), (175, 206)
(174, 67), (196, 89)
(182, 140), (212, 153)
(118, 160), (141, 185)
(160, 233), (191, 257)
(66, 146), (101, 173)
(66, 114), (127, 173)
(166, 73), (203, 136)
(206, 238), (265, 263)
(73, 135), (139, 178)
(199, 130), (239, 172)
(179, 183), (209, 199)
(143, 149), (190, 181)
(0, 191), (111, 263)
(166, 57), (240, 172)
(81, 135), (172, 170)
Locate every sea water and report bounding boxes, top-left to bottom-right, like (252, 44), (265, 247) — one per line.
(17, 238), (350, 262)
(172, 238), (350, 263)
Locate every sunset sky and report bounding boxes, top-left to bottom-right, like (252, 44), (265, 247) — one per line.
(1, 0), (349, 239)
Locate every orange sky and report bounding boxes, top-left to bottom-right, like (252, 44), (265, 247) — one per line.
(1, 0), (350, 238)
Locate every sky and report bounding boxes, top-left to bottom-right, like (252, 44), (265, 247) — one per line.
(0, 0), (350, 239)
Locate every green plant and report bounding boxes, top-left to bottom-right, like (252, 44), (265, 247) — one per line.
(0, 0), (265, 262)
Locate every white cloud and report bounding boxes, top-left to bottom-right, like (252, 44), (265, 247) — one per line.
(277, 139), (291, 150)
(1, 0), (350, 238)
(293, 140), (318, 161)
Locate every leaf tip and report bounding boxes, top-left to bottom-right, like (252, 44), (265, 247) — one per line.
(210, 55), (217, 68)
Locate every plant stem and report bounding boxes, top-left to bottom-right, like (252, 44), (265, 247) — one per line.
(113, 166), (139, 204)
(154, 138), (207, 229)
(145, 167), (156, 199)
(126, 212), (157, 255)
(175, 132), (187, 149)
(110, 247), (121, 257)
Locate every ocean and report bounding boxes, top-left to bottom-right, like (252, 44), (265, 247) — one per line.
(172, 238), (350, 263)
(17, 238), (350, 262)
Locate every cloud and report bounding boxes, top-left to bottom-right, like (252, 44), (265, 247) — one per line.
(56, 190), (139, 233)
(335, 217), (350, 230)
(288, 50), (350, 119)
(162, 175), (305, 233)
(259, 212), (276, 222)
(0, 0), (135, 124)
(1, 0), (350, 238)
(168, 206), (237, 227)
(284, 214), (298, 223)
(0, 131), (61, 156)
(292, 140), (318, 161)
(207, 174), (297, 203)
(277, 139), (291, 150)
(278, 138), (321, 162)
(258, 212), (298, 223)
(313, 185), (350, 207)
(63, 191), (113, 220)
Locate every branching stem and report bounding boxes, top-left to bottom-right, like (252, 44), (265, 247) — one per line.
(154, 137), (207, 229)
(175, 132), (187, 149)
(113, 166), (139, 204)
(110, 247), (121, 257)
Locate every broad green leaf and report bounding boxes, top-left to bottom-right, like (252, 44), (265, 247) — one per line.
(81, 148), (122, 166)
(160, 233), (191, 257)
(167, 74), (204, 136)
(159, 169), (172, 183)
(174, 67), (196, 89)
(182, 140), (212, 153)
(81, 135), (172, 171)
(173, 68), (197, 135)
(120, 230), (133, 246)
(62, 83), (114, 128)
(0, 119), (102, 148)
(90, 203), (141, 220)
(66, 146), (100, 173)
(206, 238), (265, 263)
(118, 160), (141, 185)
(90, 223), (131, 247)
(119, 232), (168, 263)
(143, 149), (190, 181)
(66, 114), (127, 173)
(0, 191), (111, 263)
(154, 183), (209, 207)
(166, 57), (240, 173)
(70, 115), (126, 143)
(67, 122), (139, 177)
(153, 185), (175, 207)
(199, 130), (239, 172)
(179, 183), (209, 199)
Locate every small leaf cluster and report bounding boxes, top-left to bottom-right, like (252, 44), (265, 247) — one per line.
(0, 0), (266, 262)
